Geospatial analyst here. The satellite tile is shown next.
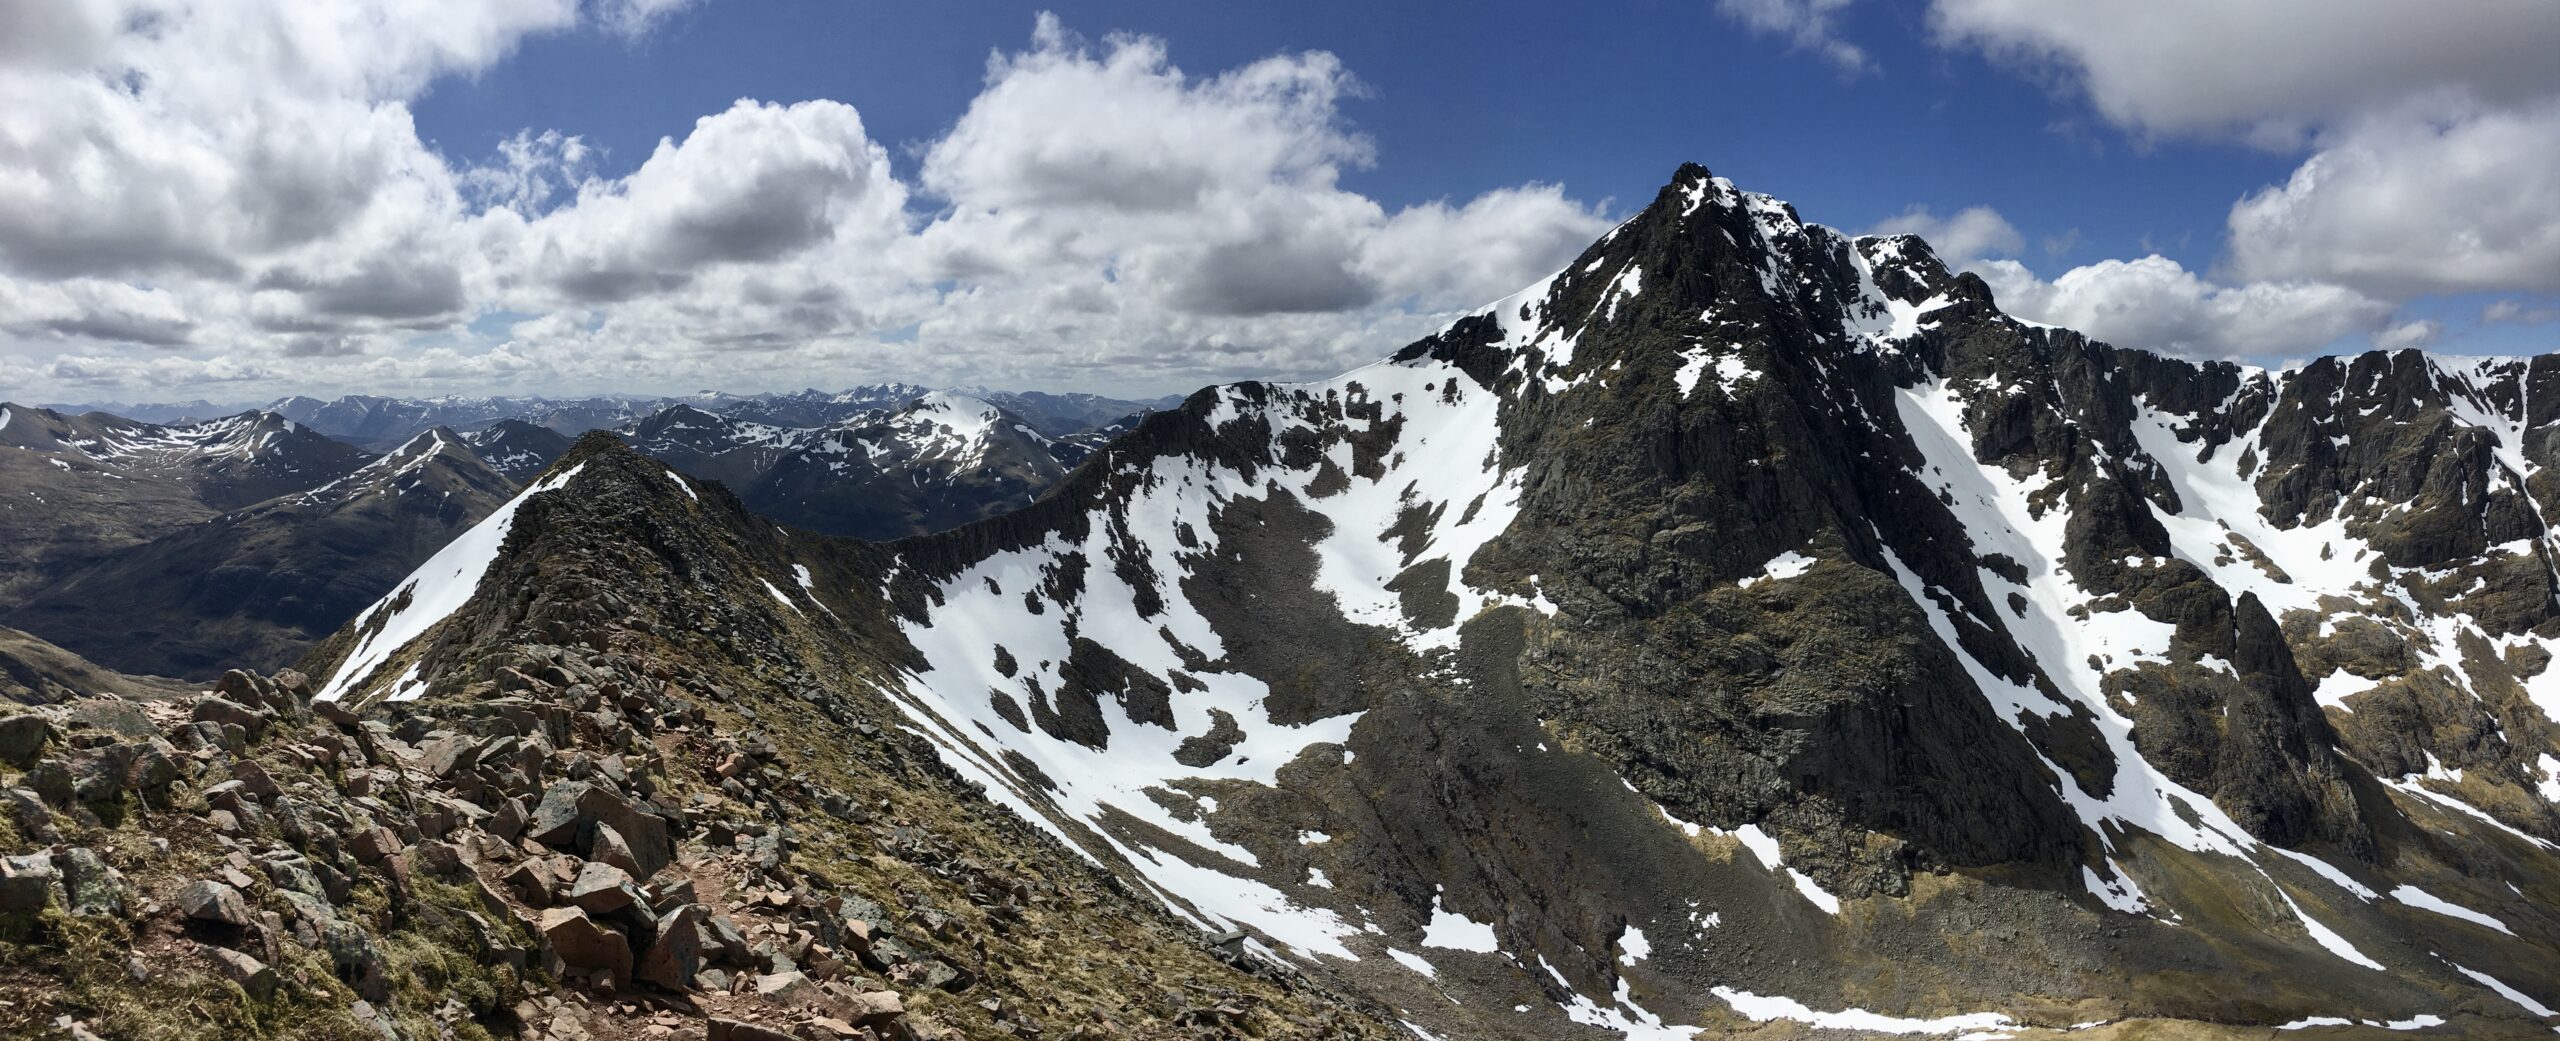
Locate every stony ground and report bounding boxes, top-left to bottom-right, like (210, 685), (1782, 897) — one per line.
(0, 642), (1403, 1040)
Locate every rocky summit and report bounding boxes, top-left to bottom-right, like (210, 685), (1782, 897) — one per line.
(2, 165), (2556, 1041)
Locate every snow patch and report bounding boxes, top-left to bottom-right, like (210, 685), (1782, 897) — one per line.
(761, 578), (801, 615)
(1421, 887), (1502, 952)
(2450, 963), (2555, 1018)
(1724, 824), (1842, 914)
(1737, 550), (1815, 588)
(1386, 948), (1437, 979)
(2388, 884), (2511, 934)
(1712, 988), (2015, 1036)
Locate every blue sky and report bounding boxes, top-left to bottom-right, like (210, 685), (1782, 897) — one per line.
(413, 1), (2281, 278)
(0, 1), (2553, 401)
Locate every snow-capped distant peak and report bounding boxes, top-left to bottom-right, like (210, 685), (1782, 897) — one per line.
(899, 392), (1007, 444)
(912, 391), (1000, 419)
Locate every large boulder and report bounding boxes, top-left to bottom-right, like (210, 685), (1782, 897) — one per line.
(417, 732), (484, 779)
(0, 714), (51, 767)
(188, 697), (271, 741)
(847, 990), (905, 1028)
(349, 826), (401, 864)
(566, 862), (640, 914)
(525, 781), (674, 878)
(705, 1019), (795, 1041)
(53, 848), (123, 917)
(637, 903), (708, 990)
(538, 907), (632, 988)
(176, 880), (252, 927)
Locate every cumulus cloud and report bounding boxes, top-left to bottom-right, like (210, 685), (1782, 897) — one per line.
(1858, 202), (2394, 360)
(897, 15), (1609, 375)
(0, 278), (197, 348)
(1974, 255), (2391, 359)
(514, 99), (908, 305)
(1715, 0), (1872, 75)
(1357, 185), (1619, 310)
(1919, 0), (2560, 360)
(2372, 319), (2442, 351)
(1927, 0), (2560, 141)
(2225, 102), (2560, 297)
(0, 0), (594, 370)
(0, 10), (1618, 402)
(916, 16), (1607, 322)
(1864, 206), (2023, 270)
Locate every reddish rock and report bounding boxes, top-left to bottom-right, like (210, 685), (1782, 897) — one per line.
(350, 826), (401, 863)
(538, 907), (631, 988)
(206, 946), (276, 1000)
(847, 990), (905, 1027)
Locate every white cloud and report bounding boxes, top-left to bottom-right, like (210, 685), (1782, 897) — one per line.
(0, 11), (1612, 402)
(462, 130), (596, 215)
(2225, 102), (2560, 297)
(2483, 300), (2559, 326)
(511, 98), (909, 305)
(1927, 0), (2560, 141)
(899, 15), (1609, 376)
(920, 16), (1371, 220)
(1864, 206), (2023, 270)
(1858, 203), (2395, 360)
(594, 0), (699, 37)
(1975, 255), (2390, 359)
(0, 0), (604, 359)
(0, 278), (197, 347)
(1922, 0), (2560, 359)
(2372, 319), (2441, 351)
(1715, 0), (1872, 75)
(1357, 185), (1618, 310)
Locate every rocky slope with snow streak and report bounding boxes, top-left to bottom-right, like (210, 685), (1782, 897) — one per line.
(297, 164), (2560, 1039)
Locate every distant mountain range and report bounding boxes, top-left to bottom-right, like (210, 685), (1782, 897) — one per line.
(248, 385), (1180, 452)
(0, 387), (1166, 680)
(622, 392), (1115, 539)
(0, 405), (373, 599)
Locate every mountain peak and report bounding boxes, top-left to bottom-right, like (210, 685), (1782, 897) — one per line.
(556, 427), (644, 472)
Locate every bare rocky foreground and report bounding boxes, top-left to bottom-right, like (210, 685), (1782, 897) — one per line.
(0, 659), (1402, 1040)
